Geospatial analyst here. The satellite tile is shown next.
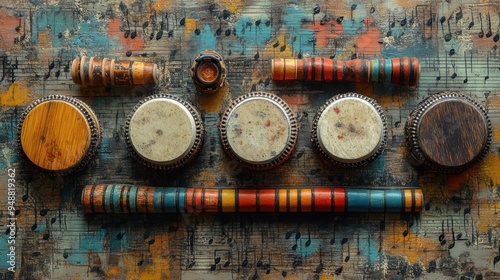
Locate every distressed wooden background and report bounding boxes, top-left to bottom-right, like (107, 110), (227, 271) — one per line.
(0, 0), (500, 279)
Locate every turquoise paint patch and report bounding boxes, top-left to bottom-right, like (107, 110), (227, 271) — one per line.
(66, 253), (88, 266)
(283, 5), (316, 56)
(194, 24), (216, 53)
(382, 37), (434, 59)
(79, 230), (105, 251)
(0, 235), (16, 269)
(33, 9), (121, 56)
(67, 229), (107, 265)
(109, 227), (128, 252)
(296, 236), (321, 257)
(357, 232), (380, 262)
(68, 16), (122, 56)
(234, 16), (272, 46)
(35, 223), (46, 232)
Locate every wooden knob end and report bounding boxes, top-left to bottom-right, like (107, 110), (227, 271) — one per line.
(19, 95), (101, 173)
(125, 94), (204, 170)
(312, 93), (387, 167)
(219, 92), (298, 170)
(406, 92), (492, 172)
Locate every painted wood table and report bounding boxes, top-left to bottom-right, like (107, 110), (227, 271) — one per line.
(0, 0), (499, 279)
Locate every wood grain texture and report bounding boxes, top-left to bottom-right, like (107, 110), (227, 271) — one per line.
(19, 97), (98, 172)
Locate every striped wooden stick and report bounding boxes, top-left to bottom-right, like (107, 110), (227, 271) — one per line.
(81, 185), (424, 214)
(271, 57), (420, 86)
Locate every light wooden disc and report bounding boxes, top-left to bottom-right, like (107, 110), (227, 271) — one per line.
(20, 100), (92, 171)
(225, 97), (291, 164)
(128, 98), (197, 164)
(316, 97), (384, 163)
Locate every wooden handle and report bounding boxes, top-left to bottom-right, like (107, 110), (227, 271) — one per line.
(271, 57), (420, 86)
(71, 56), (160, 86)
(82, 184), (424, 214)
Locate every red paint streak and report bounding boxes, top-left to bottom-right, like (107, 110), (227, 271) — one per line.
(357, 16), (382, 56)
(447, 169), (474, 193)
(108, 17), (145, 51)
(45, 141), (62, 162)
(337, 134), (344, 140)
(279, 95), (308, 111)
(0, 8), (23, 49)
(333, 107), (340, 114)
(306, 21), (343, 48)
(265, 120), (271, 127)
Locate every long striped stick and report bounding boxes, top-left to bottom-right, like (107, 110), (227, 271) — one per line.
(271, 57), (420, 86)
(82, 185), (424, 214)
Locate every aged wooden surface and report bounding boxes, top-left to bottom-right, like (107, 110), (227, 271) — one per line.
(0, 0), (499, 279)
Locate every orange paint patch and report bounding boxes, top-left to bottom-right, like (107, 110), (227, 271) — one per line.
(354, 83), (376, 99)
(382, 221), (440, 264)
(108, 17), (145, 52)
(279, 94), (309, 110)
(198, 82), (230, 113)
(38, 30), (53, 48)
(378, 95), (405, 107)
(478, 154), (500, 186)
(306, 21), (343, 48)
(106, 266), (122, 277)
(0, 83), (32, 107)
(0, 8), (22, 49)
(153, 0), (172, 12)
(221, 0), (245, 13)
(476, 202), (500, 233)
(357, 17), (382, 56)
(494, 128), (500, 143)
(122, 233), (171, 279)
(193, 171), (217, 187)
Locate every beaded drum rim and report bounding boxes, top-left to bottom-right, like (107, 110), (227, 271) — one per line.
(405, 92), (492, 173)
(17, 95), (102, 175)
(190, 50), (227, 94)
(219, 91), (298, 170)
(311, 92), (388, 168)
(125, 93), (205, 170)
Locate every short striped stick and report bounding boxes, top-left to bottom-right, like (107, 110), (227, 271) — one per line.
(271, 57), (420, 86)
(81, 185), (424, 214)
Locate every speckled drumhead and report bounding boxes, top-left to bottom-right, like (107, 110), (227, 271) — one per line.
(312, 93), (387, 167)
(220, 92), (298, 170)
(126, 94), (204, 169)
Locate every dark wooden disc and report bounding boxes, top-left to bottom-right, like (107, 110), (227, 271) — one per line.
(416, 98), (489, 169)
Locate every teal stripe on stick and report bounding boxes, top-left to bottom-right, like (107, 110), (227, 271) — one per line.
(154, 188), (163, 213)
(178, 188), (186, 213)
(346, 189), (370, 212)
(385, 59), (392, 82)
(163, 188), (177, 213)
(128, 185), (138, 213)
(371, 59), (379, 83)
(113, 185), (122, 213)
(385, 190), (402, 212)
(369, 190), (385, 211)
(104, 184), (113, 213)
